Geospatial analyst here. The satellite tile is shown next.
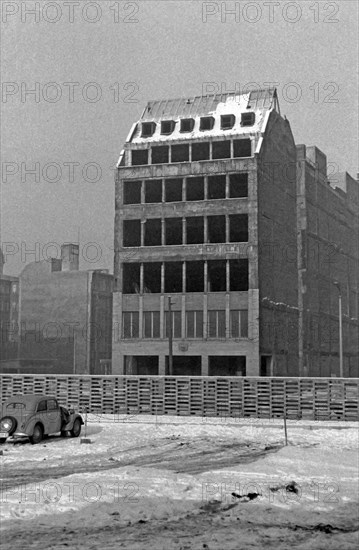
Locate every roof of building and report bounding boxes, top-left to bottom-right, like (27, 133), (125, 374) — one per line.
(142, 89), (279, 120)
(2, 394), (56, 406)
(0, 274), (19, 283)
(128, 88), (280, 144)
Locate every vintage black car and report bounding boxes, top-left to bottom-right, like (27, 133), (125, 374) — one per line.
(0, 395), (84, 444)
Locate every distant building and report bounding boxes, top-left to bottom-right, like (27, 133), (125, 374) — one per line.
(0, 262), (20, 363)
(297, 147), (359, 376)
(13, 244), (113, 374)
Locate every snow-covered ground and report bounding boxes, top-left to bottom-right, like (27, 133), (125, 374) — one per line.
(1, 415), (358, 549)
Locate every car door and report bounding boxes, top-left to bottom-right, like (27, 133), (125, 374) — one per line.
(46, 399), (61, 434)
(36, 400), (48, 433)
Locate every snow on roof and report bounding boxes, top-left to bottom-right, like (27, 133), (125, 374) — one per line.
(129, 88), (279, 143)
(141, 89), (278, 120)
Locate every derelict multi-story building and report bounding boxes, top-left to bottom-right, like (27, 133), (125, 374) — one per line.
(113, 89), (299, 376)
(296, 148), (359, 377)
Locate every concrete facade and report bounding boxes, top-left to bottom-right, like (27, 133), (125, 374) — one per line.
(0, 248), (20, 363)
(297, 147), (359, 376)
(0, 274), (19, 363)
(11, 244), (113, 374)
(113, 90), (300, 376)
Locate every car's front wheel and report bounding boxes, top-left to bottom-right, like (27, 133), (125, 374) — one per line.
(70, 418), (81, 438)
(30, 424), (43, 445)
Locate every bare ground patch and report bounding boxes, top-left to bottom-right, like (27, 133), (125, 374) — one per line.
(1, 437), (282, 489)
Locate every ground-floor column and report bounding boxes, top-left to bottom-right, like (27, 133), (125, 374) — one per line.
(246, 353), (259, 377)
(158, 355), (166, 376)
(201, 355), (209, 376)
(112, 351), (124, 375)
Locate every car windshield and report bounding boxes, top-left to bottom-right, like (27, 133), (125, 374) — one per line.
(6, 403), (26, 410)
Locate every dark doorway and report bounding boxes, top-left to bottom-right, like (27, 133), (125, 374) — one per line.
(165, 356), (202, 376)
(209, 356), (246, 376)
(260, 356), (272, 376)
(124, 356), (159, 375)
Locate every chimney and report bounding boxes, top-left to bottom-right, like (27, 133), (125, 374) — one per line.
(61, 243), (79, 271)
(50, 258), (62, 272)
(306, 146), (327, 183)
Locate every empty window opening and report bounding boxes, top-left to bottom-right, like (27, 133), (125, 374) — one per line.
(208, 175), (226, 199)
(132, 149), (148, 166)
(171, 144), (189, 163)
(186, 216), (204, 244)
(230, 310), (248, 338)
(122, 263), (140, 294)
(37, 401), (47, 412)
(186, 176), (204, 201)
(144, 219), (162, 246)
(208, 310), (226, 338)
(123, 220), (141, 247)
(186, 261), (204, 292)
(208, 215), (226, 243)
(241, 112), (255, 127)
(165, 218), (183, 245)
(122, 312), (139, 338)
(229, 173), (248, 198)
(221, 114), (235, 130)
(165, 178), (183, 202)
(143, 311), (160, 338)
(124, 356), (158, 375)
(165, 311), (182, 338)
(161, 120), (176, 135)
(200, 116), (215, 131)
(164, 262), (183, 293)
(212, 140), (231, 159)
(165, 356), (201, 376)
(209, 356), (246, 376)
(123, 180), (141, 205)
(186, 311), (203, 338)
(152, 146), (169, 164)
(207, 260), (226, 292)
(229, 259), (249, 291)
(180, 118), (195, 133)
(192, 142), (210, 161)
(229, 214), (248, 242)
(233, 139), (252, 158)
(143, 262), (161, 293)
(145, 179), (162, 203)
(141, 122), (156, 138)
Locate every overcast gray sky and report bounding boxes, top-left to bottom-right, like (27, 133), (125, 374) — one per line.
(1, 0), (358, 276)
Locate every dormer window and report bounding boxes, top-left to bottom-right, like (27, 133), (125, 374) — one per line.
(221, 114), (235, 130)
(161, 120), (176, 135)
(180, 118), (195, 133)
(141, 122), (156, 138)
(241, 112), (255, 127)
(200, 116), (215, 131)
